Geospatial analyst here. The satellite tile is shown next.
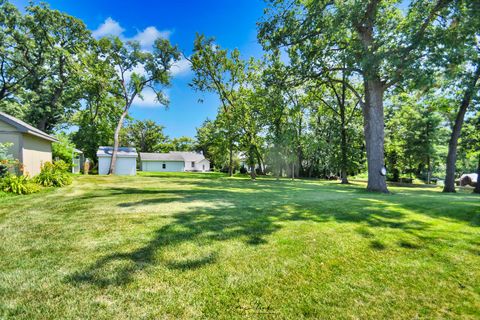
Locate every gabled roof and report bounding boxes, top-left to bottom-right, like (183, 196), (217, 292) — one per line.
(169, 151), (207, 162)
(0, 111), (58, 142)
(140, 151), (208, 162)
(140, 152), (184, 161)
(97, 146), (138, 158)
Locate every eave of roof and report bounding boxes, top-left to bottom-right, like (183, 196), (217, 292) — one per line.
(0, 111), (58, 142)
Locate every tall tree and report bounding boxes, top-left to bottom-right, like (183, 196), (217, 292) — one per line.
(122, 119), (168, 153)
(189, 34), (246, 177)
(0, 2), (92, 132)
(440, 1), (480, 192)
(259, 0), (451, 192)
(72, 41), (124, 162)
(98, 37), (179, 175)
(459, 112), (480, 194)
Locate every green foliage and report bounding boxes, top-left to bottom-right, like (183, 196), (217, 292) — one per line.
(34, 161), (72, 187)
(0, 174), (40, 195)
(52, 133), (78, 168)
(122, 119), (169, 152)
(0, 142), (21, 177)
(0, 1), (92, 132)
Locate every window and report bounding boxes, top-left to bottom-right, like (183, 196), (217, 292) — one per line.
(191, 161), (195, 168)
(203, 164), (205, 170)
(162, 163), (166, 169)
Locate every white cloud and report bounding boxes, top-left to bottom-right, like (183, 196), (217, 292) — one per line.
(92, 18), (172, 51)
(170, 57), (191, 77)
(132, 87), (170, 108)
(92, 17), (125, 38)
(133, 26), (172, 50)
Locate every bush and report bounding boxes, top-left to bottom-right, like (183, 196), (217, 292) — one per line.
(239, 166), (248, 174)
(35, 161), (72, 187)
(1, 174), (40, 195)
(0, 163), (8, 178)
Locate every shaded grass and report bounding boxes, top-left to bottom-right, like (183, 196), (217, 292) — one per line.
(0, 172), (479, 319)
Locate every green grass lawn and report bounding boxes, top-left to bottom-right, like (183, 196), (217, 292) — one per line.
(0, 173), (479, 319)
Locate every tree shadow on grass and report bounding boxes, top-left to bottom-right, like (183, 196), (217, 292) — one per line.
(67, 178), (479, 288)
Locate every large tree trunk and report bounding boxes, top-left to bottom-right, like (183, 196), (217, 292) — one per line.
(443, 64), (480, 192)
(362, 79), (388, 193)
(108, 109), (128, 175)
(474, 155), (480, 194)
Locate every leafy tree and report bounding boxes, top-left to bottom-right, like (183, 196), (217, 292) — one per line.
(122, 119), (168, 152)
(97, 36), (180, 174)
(0, 2), (92, 132)
(385, 93), (447, 183)
(0, 1), (27, 103)
(195, 118), (230, 170)
(459, 112), (480, 194)
(259, 0), (451, 192)
(170, 136), (196, 152)
(437, 1), (480, 192)
(52, 133), (77, 168)
(189, 34), (246, 176)
(71, 40), (124, 162)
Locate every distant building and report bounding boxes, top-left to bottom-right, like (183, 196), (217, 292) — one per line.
(97, 146), (138, 175)
(0, 111), (58, 176)
(140, 151), (210, 172)
(459, 173), (478, 187)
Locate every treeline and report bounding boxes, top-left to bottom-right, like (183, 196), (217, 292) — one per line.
(192, 0), (480, 194)
(1, 1), (479, 193)
(0, 1), (179, 173)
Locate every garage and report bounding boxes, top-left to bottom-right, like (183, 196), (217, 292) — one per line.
(97, 146), (138, 175)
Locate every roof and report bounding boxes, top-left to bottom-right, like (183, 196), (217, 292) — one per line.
(97, 146), (138, 158)
(0, 111), (58, 142)
(140, 151), (208, 162)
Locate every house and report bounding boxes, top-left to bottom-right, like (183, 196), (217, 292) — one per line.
(0, 111), (57, 176)
(97, 146), (138, 175)
(140, 151), (210, 172)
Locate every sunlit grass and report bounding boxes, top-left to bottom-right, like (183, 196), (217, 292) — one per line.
(0, 172), (479, 319)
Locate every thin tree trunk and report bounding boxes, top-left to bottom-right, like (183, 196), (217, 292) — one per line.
(443, 64), (480, 192)
(362, 79), (388, 193)
(228, 140), (233, 177)
(427, 155), (431, 184)
(340, 101), (349, 184)
(291, 161), (294, 180)
(474, 155), (480, 194)
(108, 109), (128, 175)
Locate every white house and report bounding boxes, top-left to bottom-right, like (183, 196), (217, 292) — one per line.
(140, 151), (210, 172)
(97, 146), (138, 175)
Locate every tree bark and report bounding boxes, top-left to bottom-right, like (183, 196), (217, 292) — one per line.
(108, 109), (128, 175)
(443, 64), (480, 192)
(228, 140), (233, 177)
(340, 97), (349, 184)
(362, 78), (388, 193)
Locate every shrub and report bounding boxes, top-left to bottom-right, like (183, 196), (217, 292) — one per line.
(239, 166), (248, 174)
(1, 174), (40, 195)
(0, 142), (21, 177)
(35, 161), (72, 187)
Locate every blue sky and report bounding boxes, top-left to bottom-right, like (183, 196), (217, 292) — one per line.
(11, 0), (266, 138)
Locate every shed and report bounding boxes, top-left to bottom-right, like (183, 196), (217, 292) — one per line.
(97, 146), (138, 175)
(140, 151), (210, 172)
(0, 111), (58, 176)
